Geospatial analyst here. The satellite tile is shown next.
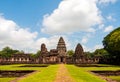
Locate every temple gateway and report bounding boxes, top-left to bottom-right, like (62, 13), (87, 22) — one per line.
(0, 37), (100, 64)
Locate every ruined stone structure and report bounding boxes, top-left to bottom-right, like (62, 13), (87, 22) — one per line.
(72, 43), (86, 63)
(39, 37), (67, 64)
(0, 54), (34, 64)
(0, 37), (100, 64)
(72, 43), (99, 64)
(39, 37), (100, 64)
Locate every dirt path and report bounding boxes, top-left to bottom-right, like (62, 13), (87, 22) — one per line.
(54, 64), (75, 82)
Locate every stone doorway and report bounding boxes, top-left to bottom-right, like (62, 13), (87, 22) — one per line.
(60, 57), (66, 63)
(60, 57), (63, 63)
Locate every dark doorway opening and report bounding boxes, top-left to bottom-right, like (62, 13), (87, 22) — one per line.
(60, 57), (63, 63)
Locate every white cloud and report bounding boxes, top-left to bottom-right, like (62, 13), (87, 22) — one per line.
(83, 44), (103, 52)
(0, 16), (38, 52)
(104, 25), (114, 32)
(106, 15), (115, 21)
(81, 34), (92, 44)
(82, 45), (91, 52)
(81, 37), (88, 44)
(98, 24), (104, 29)
(42, 0), (102, 34)
(94, 44), (103, 50)
(86, 28), (96, 33)
(0, 16), (71, 53)
(107, 15), (112, 20)
(0, 15), (101, 52)
(98, 0), (117, 4)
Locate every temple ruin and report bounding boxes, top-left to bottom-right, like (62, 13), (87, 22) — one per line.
(0, 37), (100, 64)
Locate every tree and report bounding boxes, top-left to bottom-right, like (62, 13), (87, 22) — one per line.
(94, 48), (109, 57)
(30, 50), (41, 58)
(0, 46), (20, 57)
(103, 27), (120, 64)
(35, 50), (41, 57)
(84, 52), (94, 58)
(67, 50), (74, 56)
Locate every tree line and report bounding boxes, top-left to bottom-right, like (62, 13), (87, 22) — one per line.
(0, 46), (40, 58)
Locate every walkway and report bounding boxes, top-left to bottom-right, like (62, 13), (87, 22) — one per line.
(54, 64), (75, 82)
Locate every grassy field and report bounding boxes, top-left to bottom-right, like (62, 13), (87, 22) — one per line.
(66, 65), (106, 82)
(0, 64), (59, 82)
(66, 64), (120, 82)
(108, 76), (120, 82)
(0, 78), (15, 82)
(0, 64), (120, 82)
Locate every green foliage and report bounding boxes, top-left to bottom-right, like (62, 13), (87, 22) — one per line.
(30, 50), (41, 58)
(15, 50), (25, 54)
(94, 48), (109, 57)
(0, 46), (19, 57)
(84, 52), (94, 58)
(0, 46), (22, 58)
(108, 76), (120, 82)
(67, 50), (74, 56)
(35, 50), (41, 57)
(103, 27), (120, 64)
(103, 27), (120, 57)
(0, 46), (41, 58)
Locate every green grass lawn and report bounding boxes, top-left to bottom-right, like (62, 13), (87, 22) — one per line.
(66, 65), (106, 82)
(0, 64), (59, 82)
(66, 64), (120, 82)
(0, 64), (120, 82)
(0, 78), (15, 82)
(108, 76), (120, 82)
(18, 65), (58, 82)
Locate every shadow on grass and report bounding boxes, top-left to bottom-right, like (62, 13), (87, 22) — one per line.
(0, 70), (35, 77)
(75, 64), (112, 67)
(19, 64), (49, 67)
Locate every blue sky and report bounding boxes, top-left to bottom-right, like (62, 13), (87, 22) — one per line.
(0, 0), (120, 53)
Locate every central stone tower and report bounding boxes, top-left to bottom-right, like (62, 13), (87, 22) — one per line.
(57, 37), (66, 52)
(57, 37), (67, 63)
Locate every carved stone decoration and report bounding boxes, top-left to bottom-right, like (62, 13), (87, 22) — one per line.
(74, 43), (84, 58)
(57, 37), (67, 57)
(57, 37), (66, 52)
(41, 43), (47, 53)
(57, 37), (67, 63)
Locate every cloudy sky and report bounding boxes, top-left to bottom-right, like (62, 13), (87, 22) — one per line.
(0, 0), (120, 53)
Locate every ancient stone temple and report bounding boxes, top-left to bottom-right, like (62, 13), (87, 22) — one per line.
(0, 36), (100, 64)
(39, 37), (67, 64)
(57, 37), (66, 53)
(73, 43), (84, 58)
(0, 54), (33, 64)
(72, 43), (100, 64)
(72, 43), (86, 64)
(57, 37), (67, 63)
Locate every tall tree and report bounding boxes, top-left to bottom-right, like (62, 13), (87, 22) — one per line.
(103, 27), (120, 64)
